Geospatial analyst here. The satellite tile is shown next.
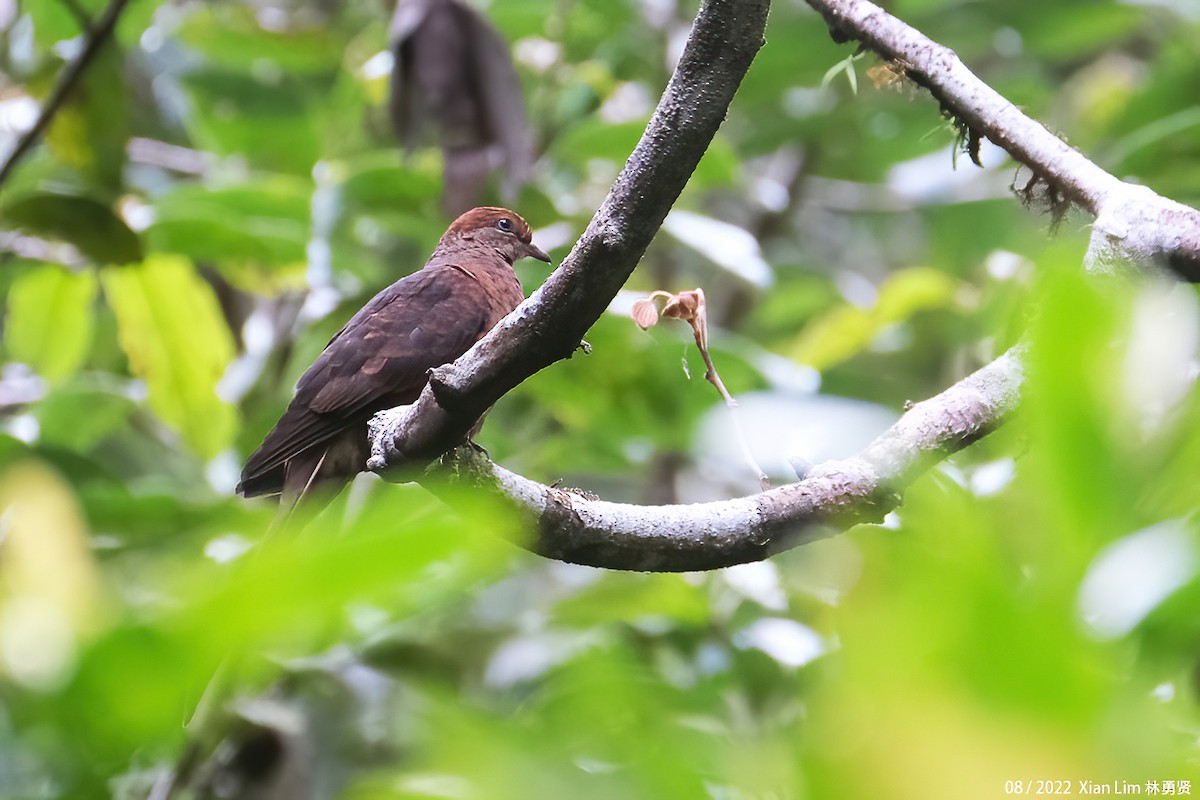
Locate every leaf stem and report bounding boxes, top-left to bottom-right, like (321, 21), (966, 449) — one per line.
(694, 327), (771, 491)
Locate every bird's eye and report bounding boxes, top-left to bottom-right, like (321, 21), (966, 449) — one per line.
(496, 218), (514, 232)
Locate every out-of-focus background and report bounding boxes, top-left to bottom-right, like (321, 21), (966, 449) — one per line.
(1, 0), (1199, 796)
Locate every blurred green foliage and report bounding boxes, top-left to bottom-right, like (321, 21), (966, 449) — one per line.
(1, 0), (1199, 797)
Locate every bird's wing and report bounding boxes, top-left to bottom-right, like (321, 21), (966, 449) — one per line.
(240, 266), (491, 487)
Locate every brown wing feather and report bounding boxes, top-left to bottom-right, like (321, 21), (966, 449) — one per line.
(238, 266), (492, 496)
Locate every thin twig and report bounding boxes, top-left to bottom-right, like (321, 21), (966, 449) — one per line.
(0, 0), (134, 191)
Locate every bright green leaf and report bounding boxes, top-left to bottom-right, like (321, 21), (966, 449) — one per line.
(100, 256), (237, 458)
(553, 573), (709, 628)
(791, 267), (960, 370)
(5, 265), (98, 383)
(26, 0), (100, 49)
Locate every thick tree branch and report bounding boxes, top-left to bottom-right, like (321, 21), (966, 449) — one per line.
(376, 348), (1024, 571)
(0, 0), (133, 190)
(368, 0), (770, 465)
(803, 0), (1200, 280)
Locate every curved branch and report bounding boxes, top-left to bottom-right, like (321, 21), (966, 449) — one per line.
(384, 348), (1023, 571)
(368, 0), (771, 466)
(0, 0), (133, 189)
(803, 0), (1200, 280)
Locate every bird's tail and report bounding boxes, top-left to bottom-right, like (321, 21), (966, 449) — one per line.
(268, 447), (327, 533)
(267, 443), (359, 536)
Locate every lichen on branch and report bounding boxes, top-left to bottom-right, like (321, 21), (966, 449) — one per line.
(804, 0), (1200, 280)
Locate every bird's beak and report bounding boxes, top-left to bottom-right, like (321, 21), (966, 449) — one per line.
(524, 242), (552, 264)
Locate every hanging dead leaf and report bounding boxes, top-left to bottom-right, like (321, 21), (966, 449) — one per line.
(629, 286), (767, 490)
(661, 288), (707, 350)
(661, 289), (699, 321)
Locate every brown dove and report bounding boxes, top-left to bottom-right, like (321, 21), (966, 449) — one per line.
(237, 207), (549, 516)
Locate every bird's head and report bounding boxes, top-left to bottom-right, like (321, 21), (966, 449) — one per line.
(442, 206), (552, 265)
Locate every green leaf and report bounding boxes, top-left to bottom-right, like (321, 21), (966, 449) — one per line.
(5, 265), (98, 383)
(0, 193), (142, 265)
(550, 119), (644, 167)
(26, 0), (100, 49)
(45, 42), (128, 191)
(337, 152), (442, 210)
(553, 573), (710, 628)
(1019, 4), (1147, 59)
(146, 179), (312, 272)
(26, 0), (158, 47)
(822, 52), (865, 94)
(34, 386), (136, 452)
(100, 256), (237, 458)
(177, 6), (344, 74)
(790, 267), (960, 370)
(1022, 268), (1138, 542)
(181, 69), (322, 174)
(690, 136), (739, 188)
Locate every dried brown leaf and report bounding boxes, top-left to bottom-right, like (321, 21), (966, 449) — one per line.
(660, 289), (699, 321)
(631, 297), (660, 330)
(660, 288), (707, 350)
